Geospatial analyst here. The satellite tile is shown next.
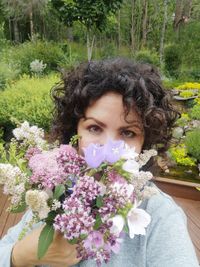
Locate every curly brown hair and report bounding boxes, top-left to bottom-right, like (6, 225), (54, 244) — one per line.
(51, 58), (179, 152)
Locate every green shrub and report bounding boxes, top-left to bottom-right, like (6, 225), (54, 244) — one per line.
(0, 61), (20, 90)
(190, 104), (200, 120)
(176, 113), (190, 127)
(99, 43), (117, 59)
(164, 45), (182, 77)
(2, 41), (68, 75)
(0, 74), (59, 138)
(179, 90), (195, 98)
(185, 128), (200, 161)
(134, 50), (160, 67)
(169, 144), (196, 166)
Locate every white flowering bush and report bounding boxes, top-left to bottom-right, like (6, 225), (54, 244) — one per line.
(30, 59), (47, 74)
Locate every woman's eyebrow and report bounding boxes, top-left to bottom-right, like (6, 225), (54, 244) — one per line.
(83, 117), (106, 127)
(119, 123), (143, 130)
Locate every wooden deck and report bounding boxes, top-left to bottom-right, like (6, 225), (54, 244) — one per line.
(0, 181), (200, 263)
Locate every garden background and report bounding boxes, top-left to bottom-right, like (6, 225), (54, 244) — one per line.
(0, 0), (200, 183)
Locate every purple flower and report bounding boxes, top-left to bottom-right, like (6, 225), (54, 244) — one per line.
(83, 144), (105, 168)
(104, 139), (125, 164)
(84, 139), (126, 168)
(84, 231), (104, 250)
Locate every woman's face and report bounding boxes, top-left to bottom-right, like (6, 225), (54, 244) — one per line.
(77, 92), (144, 154)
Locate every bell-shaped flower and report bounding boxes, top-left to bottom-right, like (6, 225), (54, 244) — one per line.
(109, 215), (125, 236)
(127, 207), (151, 239)
(122, 145), (138, 160)
(83, 143), (105, 168)
(122, 159), (140, 174)
(104, 139), (126, 163)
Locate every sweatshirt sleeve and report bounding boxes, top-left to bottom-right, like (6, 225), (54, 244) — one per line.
(145, 191), (199, 267)
(0, 211), (33, 267)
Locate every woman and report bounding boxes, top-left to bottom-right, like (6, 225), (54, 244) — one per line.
(0, 58), (199, 266)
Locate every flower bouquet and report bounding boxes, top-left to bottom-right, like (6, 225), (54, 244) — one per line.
(0, 121), (158, 266)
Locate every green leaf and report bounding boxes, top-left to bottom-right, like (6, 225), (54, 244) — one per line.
(68, 238), (78, 245)
(53, 184), (65, 200)
(123, 223), (129, 234)
(45, 211), (57, 224)
(10, 201), (27, 213)
(96, 196), (103, 208)
(38, 224), (54, 259)
(94, 214), (102, 230)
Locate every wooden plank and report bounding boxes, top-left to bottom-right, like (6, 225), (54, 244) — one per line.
(154, 178), (200, 200)
(173, 197), (200, 263)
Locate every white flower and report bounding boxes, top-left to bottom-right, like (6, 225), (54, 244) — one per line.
(25, 190), (49, 211)
(122, 159), (140, 174)
(30, 59), (47, 73)
(38, 205), (50, 220)
(122, 145), (138, 160)
(51, 199), (61, 211)
(109, 215), (125, 236)
(127, 207), (151, 238)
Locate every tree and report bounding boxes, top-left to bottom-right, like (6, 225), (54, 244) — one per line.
(173, 0), (192, 36)
(159, 0), (168, 64)
(51, 0), (123, 61)
(1, 0), (48, 41)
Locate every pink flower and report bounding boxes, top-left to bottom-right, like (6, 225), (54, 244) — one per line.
(84, 231), (104, 250)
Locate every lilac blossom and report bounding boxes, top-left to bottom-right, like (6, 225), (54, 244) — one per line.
(29, 148), (66, 189)
(70, 175), (101, 205)
(54, 198), (95, 240)
(84, 231), (104, 250)
(57, 145), (86, 175)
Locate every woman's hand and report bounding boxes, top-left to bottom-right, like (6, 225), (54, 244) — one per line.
(11, 226), (81, 267)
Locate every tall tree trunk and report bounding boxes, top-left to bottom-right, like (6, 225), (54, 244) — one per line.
(173, 0), (183, 33)
(29, 8), (34, 39)
(131, 0), (136, 53)
(141, 0), (148, 48)
(67, 27), (74, 42)
(117, 10), (121, 49)
(159, 0), (168, 64)
(13, 18), (19, 43)
(8, 18), (12, 41)
(173, 0), (192, 37)
(86, 28), (95, 61)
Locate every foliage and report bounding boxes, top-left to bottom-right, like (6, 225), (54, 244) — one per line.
(185, 128), (200, 161)
(190, 104), (200, 120)
(30, 59), (47, 76)
(175, 82), (200, 90)
(2, 41), (68, 75)
(162, 79), (183, 89)
(0, 74), (58, 137)
(134, 50), (160, 67)
(169, 145), (196, 166)
(0, 61), (20, 90)
(176, 113), (190, 127)
(164, 45), (182, 77)
(51, 0), (123, 30)
(99, 42), (117, 59)
(179, 90), (195, 98)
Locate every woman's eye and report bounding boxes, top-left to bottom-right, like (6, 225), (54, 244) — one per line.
(88, 125), (102, 134)
(121, 130), (135, 138)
